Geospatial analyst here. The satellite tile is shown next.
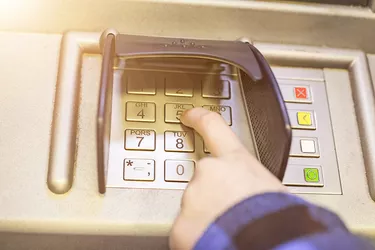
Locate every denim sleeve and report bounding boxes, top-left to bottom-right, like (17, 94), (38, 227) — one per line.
(194, 192), (374, 250)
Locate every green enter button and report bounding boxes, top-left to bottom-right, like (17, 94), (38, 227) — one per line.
(304, 168), (320, 182)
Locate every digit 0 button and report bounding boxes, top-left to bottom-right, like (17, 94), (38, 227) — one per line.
(165, 160), (195, 182)
(165, 103), (194, 123)
(125, 129), (156, 151)
(126, 101), (156, 122)
(164, 130), (195, 152)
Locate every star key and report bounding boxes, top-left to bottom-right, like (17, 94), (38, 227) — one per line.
(123, 159), (155, 181)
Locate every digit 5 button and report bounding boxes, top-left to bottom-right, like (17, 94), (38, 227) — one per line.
(165, 103), (194, 123)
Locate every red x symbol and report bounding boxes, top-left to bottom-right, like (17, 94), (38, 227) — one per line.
(294, 87), (307, 99)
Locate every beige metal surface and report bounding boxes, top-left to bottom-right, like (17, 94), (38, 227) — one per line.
(0, 32), (375, 241)
(1, 0), (375, 53)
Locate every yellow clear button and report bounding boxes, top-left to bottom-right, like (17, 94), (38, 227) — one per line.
(297, 112), (312, 126)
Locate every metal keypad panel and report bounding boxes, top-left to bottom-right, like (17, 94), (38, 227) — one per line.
(106, 59), (341, 194)
(106, 58), (255, 190)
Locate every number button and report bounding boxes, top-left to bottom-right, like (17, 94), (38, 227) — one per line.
(164, 131), (195, 152)
(165, 103), (194, 123)
(202, 79), (230, 99)
(125, 129), (156, 151)
(126, 102), (156, 122)
(165, 76), (194, 97)
(165, 160), (195, 182)
(202, 105), (232, 126)
(126, 73), (156, 95)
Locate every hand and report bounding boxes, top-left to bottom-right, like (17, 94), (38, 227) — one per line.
(169, 108), (287, 250)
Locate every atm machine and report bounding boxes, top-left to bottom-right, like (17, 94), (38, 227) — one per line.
(1, 0), (375, 249)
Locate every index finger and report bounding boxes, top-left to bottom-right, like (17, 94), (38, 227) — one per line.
(180, 108), (247, 157)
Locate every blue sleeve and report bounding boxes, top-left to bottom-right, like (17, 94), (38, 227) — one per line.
(194, 192), (374, 250)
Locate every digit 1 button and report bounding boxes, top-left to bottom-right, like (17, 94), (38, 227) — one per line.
(126, 101), (156, 122)
(164, 130), (195, 152)
(165, 103), (194, 123)
(126, 73), (156, 95)
(124, 129), (156, 151)
(165, 160), (195, 182)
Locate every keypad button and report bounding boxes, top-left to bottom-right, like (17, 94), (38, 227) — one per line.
(123, 159), (155, 181)
(297, 112), (312, 126)
(127, 73), (156, 95)
(124, 129), (156, 151)
(279, 84), (312, 103)
(282, 165), (323, 187)
(202, 79), (230, 99)
(165, 76), (194, 97)
(165, 103), (194, 123)
(300, 139), (316, 153)
(288, 110), (316, 130)
(165, 160), (195, 182)
(290, 137), (320, 158)
(304, 168), (320, 183)
(202, 105), (232, 126)
(164, 130), (195, 152)
(203, 142), (210, 153)
(126, 102), (156, 122)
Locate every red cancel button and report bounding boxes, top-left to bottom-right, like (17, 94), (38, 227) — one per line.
(294, 87), (307, 99)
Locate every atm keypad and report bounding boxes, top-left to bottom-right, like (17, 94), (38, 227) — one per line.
(107, 65), (339, 194)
